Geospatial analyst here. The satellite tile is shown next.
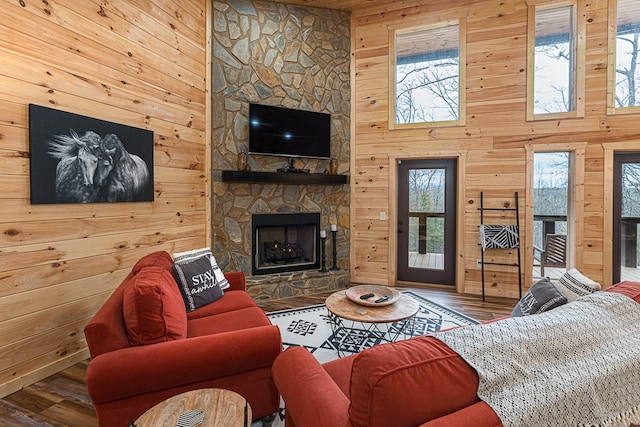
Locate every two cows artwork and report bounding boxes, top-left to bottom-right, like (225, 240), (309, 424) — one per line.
(29, 105), (154, 204)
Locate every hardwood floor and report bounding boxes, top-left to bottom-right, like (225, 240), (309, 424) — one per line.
(0, 286), (515, 426)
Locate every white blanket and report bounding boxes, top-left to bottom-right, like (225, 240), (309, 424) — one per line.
(434, 292), (640, 427)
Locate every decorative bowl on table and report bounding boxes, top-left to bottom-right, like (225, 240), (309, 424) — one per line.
(345, 285), (401, 307)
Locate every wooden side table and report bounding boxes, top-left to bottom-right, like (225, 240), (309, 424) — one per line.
(134, 388), (251, 427)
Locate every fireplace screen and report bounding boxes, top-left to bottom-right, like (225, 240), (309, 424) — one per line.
(252, 213), (320, 275)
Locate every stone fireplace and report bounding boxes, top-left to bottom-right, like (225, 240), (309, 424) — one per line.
(252, 213), (320, 275)
(211, 1), (351, 300)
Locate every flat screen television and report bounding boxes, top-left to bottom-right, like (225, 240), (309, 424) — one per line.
(248, 103), (331, 160)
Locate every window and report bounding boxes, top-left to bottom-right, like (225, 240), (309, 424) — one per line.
(613, 154), (640, 283)
(533, 152), (569, 279)
(525, 144), (586, 288)
(608, 0), (640, 113)
(390, 21), (465, 128)
(527, 1), (584, 120)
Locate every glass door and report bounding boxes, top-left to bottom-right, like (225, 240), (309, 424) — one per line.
(532, 152), (569, 280)
(613, 153), (640, 283)
(397, 159), (456, 285)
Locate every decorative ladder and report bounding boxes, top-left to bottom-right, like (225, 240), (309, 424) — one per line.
(478, 192), (522, 301)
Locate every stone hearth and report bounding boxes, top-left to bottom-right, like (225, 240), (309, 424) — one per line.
(247, 269), (348, 300)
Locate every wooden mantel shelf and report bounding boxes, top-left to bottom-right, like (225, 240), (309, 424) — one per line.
(221, 170), (349, 185)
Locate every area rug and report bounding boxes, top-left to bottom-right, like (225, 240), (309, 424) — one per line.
(266, 290), (479, 364)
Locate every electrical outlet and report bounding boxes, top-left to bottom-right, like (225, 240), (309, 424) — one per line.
(379, 211), (387, 220)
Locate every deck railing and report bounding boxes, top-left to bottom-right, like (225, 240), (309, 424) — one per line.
(409, 211), (445, 254)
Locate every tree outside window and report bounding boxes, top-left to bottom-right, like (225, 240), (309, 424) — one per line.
(533, 152), (569, 249)
(527, 1), (584, 120)
(393, 23), (462, 126)
(533, 6), (574, 114)
(614, 0), (640, 108)
(408, 168), (445, 254)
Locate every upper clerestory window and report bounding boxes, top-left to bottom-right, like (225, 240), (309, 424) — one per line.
(527, 1), (584, 120)
(390, 20), (466, 129)
(608, 0), (640, 114)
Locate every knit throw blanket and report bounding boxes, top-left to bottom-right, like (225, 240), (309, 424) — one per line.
(434, 292), (640, 427)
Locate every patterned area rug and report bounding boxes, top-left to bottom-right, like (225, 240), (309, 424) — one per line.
(266, 290), (479, 364)
(250, 292), (478, 426)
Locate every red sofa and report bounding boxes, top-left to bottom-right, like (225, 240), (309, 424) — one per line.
(272, 281), (640, 427)
(84, 251), (282, 426)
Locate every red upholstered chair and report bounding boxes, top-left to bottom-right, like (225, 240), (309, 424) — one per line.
(272, 281), (640, 427)
(84, 251), (281, 427)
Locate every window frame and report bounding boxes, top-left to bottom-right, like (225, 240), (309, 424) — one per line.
(524, 143), (586, 289)
(526, 0), (585, 121)
(606, 0), (640, 115)
(388, 19), (466, 130)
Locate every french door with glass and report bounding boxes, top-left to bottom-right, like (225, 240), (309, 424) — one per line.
(397, 159), (456, 285)
(613, 153), (640, 283)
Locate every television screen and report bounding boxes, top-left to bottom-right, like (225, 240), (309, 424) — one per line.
(248, 103), (331, 159)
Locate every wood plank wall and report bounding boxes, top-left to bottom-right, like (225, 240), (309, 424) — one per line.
(0, 0), (209, 397)
(349, 0), (638, 296)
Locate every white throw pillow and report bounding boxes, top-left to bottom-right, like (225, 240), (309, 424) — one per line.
(553, 268), (601, 302)
(172, 247), (230, 290)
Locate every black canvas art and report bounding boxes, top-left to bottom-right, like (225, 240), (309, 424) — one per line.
(29, 104), (154, 204)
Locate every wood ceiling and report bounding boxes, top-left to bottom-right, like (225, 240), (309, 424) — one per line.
(276, 0), (427, 11)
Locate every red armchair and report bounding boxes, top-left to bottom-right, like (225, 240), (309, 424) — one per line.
(84, 251), (281, 426)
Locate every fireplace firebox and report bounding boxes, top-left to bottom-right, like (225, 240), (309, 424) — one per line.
(252, 213), (320, 275)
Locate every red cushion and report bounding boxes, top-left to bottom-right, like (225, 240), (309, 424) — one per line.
(187, 306), (272, 337)
(349, 336), (480, 427)
(324, 354), (355, 398)
(606, 281), (640, 303)
(123, 266), (187, 346)
(131, 251), (174, 275)
(187, 290), (258, 321)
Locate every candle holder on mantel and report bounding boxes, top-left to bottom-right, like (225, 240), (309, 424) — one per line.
(319, 231), (328, 272)
(331, 225), (339, 270)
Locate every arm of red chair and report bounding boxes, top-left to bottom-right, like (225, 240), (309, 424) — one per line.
(223, 271), (246, 292)
(272, 346), (351, 427)
(420, 402), (502, 427)
(86, 324), (280, 404)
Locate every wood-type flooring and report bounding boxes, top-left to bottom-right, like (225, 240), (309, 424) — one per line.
(0, 286), (515, 426)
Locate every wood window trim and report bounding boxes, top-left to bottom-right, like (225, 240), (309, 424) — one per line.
(526, 0), (586, 121)
(524, 143), (586, 289)
(388, 19), (467, 130)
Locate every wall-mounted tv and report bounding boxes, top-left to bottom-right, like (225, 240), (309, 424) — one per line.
(248, 103), (331, 160)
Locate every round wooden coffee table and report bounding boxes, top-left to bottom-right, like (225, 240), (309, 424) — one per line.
(134, 388), (251, 426)
(325, 288), (419, 355)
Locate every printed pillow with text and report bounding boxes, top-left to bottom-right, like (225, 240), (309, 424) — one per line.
(172, 254), (224, 312)
(173, 247), (229, 290)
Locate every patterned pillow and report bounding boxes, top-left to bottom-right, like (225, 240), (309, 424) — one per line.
(554, 268), (601, 302)
(479, 225), (520, 250)
(173, 247), (229, 290)
(172, 254), (224, 312)
(512, 277), (568, 317)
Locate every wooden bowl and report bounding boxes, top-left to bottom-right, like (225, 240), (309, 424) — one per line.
(345, 285), (401, 307)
